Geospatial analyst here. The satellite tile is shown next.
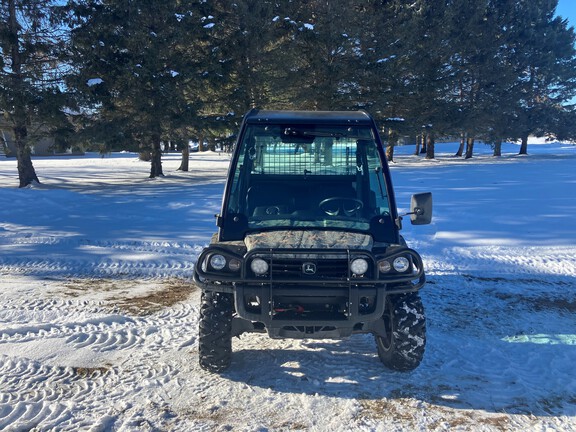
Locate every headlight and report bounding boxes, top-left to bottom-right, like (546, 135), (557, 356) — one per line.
(350, 258), (369, 276)
(250, 258), (269, 275)
(209, 254), (227, 270)
(378, 260), (392, 274)
(228, 258), (241, 272)
(393, 256), (410, 272)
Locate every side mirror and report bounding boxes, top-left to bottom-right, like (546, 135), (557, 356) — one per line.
(410, 192), (432, 225)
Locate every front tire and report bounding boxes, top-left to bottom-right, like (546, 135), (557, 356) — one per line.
(199, 290), (234, 372)
(375, 292), (426, 371)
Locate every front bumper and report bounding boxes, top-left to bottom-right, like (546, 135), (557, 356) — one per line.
(193, 246), (426, 338)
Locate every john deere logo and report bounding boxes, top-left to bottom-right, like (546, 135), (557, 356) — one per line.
(302, 262), (316, 275)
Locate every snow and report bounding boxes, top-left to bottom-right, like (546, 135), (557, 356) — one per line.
(377, 55), (397, 63)
(86, 78), (103, 87)
(0, 142), (575, 430)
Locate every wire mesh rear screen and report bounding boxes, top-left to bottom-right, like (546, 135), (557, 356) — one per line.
(250, 140), (361, 176)
(241, 124), (376, 176)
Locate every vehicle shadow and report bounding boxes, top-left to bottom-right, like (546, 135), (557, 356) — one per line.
(222, 274), (576, 417)
(224, 335), (576, 417)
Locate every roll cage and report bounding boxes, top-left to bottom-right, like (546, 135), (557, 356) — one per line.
(216, 109), (401, 244)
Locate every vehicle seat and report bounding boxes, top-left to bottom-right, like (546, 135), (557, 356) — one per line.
(247, 184), (295, 216)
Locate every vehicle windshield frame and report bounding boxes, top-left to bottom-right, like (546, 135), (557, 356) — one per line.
(219, 120), (397, 240)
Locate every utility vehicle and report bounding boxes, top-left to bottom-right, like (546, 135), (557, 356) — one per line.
(194, 110), (432, 372)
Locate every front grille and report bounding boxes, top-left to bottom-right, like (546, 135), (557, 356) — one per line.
(271, 258), (349, 279)
(247, 252), (373, 280)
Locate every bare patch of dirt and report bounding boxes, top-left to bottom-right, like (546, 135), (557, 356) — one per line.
(70, 365), (111, 378)
(60, 278), (137, 297)
(59, 277), (197, 315)
(358, 398), (417, 423)
(464, 274), (573, 287)
(359, 397), (514, 431)
(272, 421), (308, 430)
(535, 393), (576, 415)
(467, 275), (576, 314)
(114, 279), (196, 316)
(528, 297), (576, 313)
(426, 407), (513, 431)
(492, 291), (576, 313)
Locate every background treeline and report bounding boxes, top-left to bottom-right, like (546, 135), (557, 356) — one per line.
(2, 0), (576, 186)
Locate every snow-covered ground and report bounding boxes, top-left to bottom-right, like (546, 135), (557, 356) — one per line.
(0, 141), (575, 431)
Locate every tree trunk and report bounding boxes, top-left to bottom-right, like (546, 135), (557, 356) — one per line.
(414, 134), (421, 155)
(15, 126), (40, 188)
(493, 138), (502, 157)
(519, 135), (528, 155)
(149, 135), (164, 178)
(464, 137), (474, 159)
(8, 0), (39, 188)
(208, 138), (217, 152)
(198, 134), (205, 152)
(455, 132), (465, 157)
(420, 135), (427, 154)
(139, 149), (151, 161)
(385, 129), (398, 162)
(178, 142), (190, 171)
(425, 133), (435, 159)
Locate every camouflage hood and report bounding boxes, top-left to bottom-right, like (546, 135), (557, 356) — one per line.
(244, 230), (373, 251)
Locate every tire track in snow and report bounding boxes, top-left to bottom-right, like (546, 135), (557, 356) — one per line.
(0, 291), (200, 431)
(0, 238), (205, 278)
(66, 328), (144, 352)
(0, 298), (197, 353)
(0, 314), (137, 345)
(423, 245), (576, 278)
(0, 356), (117, 430)
(0, 258), (197, 278)
(0, 298), (106, 326)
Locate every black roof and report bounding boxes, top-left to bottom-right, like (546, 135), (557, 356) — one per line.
(244, 109), (374, 126)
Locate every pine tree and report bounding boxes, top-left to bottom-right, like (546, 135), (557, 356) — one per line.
(284, 0), (363, 110)
(444, 0), (511, 158)
(353, 1), (414, 128)
(398, 0), (457, 159)
(66, 0), (211, 177)
(203, 0), (295, 118)
(57, 0), (576, 165)
(0, 0), (70, 187)
(505, 0), (576, 154)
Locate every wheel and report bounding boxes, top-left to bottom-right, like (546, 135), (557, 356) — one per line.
(319, 197), (363, 216)
(199, 290), (234, 372)
(375, 292), (426, 371)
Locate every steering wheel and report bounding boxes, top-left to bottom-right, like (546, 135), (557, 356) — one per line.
(319, 197), (364, 217)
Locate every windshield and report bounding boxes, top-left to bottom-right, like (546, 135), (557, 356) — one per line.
(224, 123), (392, 235)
